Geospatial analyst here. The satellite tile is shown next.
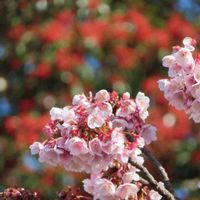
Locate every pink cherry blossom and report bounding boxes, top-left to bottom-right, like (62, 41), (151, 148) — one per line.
(122, 165), (140, 183)
(29, 142), (44, 155)
(116, 99), (136, 118)
(98, 102), (112, 117)
(162, 55), (176, 68)
(158, 37), (200, 123)
(95, 89), (110, 102)
(136, 92), (150, 120)
(49, 107), (63, 120)
(122, 92), (130, 100)
(89, 138), (102, 156)
(174, 48), (194, 71)
(130, 148), (144, 165)
(39, 147), (59, 166)
(87, 107), (105, 129)
(62, 106), (76, 124)
(94, 178), (116, 199)
(115, 183), (139, 199)
(30, 89), (156, 175)
(72, 94), (88, 106)
(111, 118), (129, 130)
(67, 137), (89, 155)
(140, 124), (157, 145)
(149, 190), (162, 200)
(83, 166), (141, 200)
(183, 37), (196, 51)
(83, 174), (98, 194)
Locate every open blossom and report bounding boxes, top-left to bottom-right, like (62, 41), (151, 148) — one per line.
(89, 138), (102, 156)
(94, 179), (116, 200)
(84, 177), (116, 200)
(122, 165), (140, 182)
(49, 107), (63, 120)
(135, 92), (150, 120)
(30, 142), (44, 155)
(83, 165), (140, 200)
(140, 124), (157, 145)
(158, 37), (200, 123)
(116, 183), (139, 199)
(66, 137), (89, 155)
(95, 89), (110, 102)
(116, 99), (136, 118)
(30, 89), (156, 174)
(129, 148), (144, 165)
(149, 190), (162, 200)
(87, 108), (106, 129)
(62, 107), (76, 124)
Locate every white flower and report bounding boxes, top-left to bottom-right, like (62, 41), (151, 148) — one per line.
(157, 79), (169, 91)
(72, 94), (90, 109)
(89, 138), (102, 156)
(30, 142), (43, 155)
(183, 37), (196, 51)
(116, 100), (136, 118)
(49, 107), (63, 120)
(87, 107), (105, 129)
(83, 178), (95, 195)
(130, 148), (144, 165)
(136, 92), (150, 120)
(140, 124), (157, 145)
(66, 137), (89, 155)
(62, 106), (76, 123)
(122, 165), (140, 183)
(174, 48), (194, 70)
(162, 55), (175, 68)
(95, 179), (116, 199)
(122, 92), (130, 100)
(149, 190), (162, 200)
(95, 89), (110, 102)
(116, 183), (139, 199)
(136, 92), (150, 110)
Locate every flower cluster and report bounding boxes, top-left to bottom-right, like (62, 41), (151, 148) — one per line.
(158, 37), (200, 123)
(30, 90), (157, 174)
(83, 163), (162, 200)
(0, 187), (40, 200)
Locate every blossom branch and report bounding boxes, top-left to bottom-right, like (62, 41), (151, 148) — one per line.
(142, 147), (174, 195)
(129, 160), (176, 200)
(139, 177), (149, 186)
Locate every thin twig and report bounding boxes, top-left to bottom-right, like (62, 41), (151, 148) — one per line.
(129, 160), (176, 200)
(139, 177), (150, 186)
(142, 147), (175, 195)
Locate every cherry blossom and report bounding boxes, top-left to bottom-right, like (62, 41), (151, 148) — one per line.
(158, 37), (200, 123)
(30, 89), (160, 199)
(30, 90), (156, 173)
(140, 124), (157, 145)
(83, 162), (141, 200)
(115, 183), (139, 199)
(149, 190), (162, 200)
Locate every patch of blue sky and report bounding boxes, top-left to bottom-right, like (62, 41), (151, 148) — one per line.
(85, 53), (101, 71)
(0, 97), (11, 118)
(175, 187), (189, 199)
(0, 43), (5, 59)
(23, 154), (42, 171)
(176, 0), (200, 21)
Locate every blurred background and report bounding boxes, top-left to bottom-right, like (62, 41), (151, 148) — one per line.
(0, 0), (200, 199)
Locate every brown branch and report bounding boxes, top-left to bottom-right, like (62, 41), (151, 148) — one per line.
(129, 160), (176, 200)
(142, 147), (175, 195)
(139, 177), (150, 186)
